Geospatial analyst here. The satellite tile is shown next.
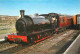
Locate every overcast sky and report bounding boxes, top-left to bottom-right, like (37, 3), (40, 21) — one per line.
(0, 0), (80, 16)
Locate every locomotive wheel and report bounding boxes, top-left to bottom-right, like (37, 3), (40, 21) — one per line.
(39, 34), (42, 39)
(8, 41), (13, 44)
(30, 36), (36, 43)
(18, 38), (22, 43)
(56, 31), (59, 34)
(64, 28), (66, 31)
(62, 29), (64, 32)
(30, 37), (34, 43)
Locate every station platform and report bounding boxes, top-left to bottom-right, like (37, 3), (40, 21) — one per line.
(64, 34), (80, 54)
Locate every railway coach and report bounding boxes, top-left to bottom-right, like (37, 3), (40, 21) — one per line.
(7, 10), (73, 43)
(73, 14), (80, 30)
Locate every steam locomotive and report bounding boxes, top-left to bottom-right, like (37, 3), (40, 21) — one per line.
(7, 10), (73, 43)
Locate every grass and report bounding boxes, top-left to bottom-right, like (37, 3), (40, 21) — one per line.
(0, 20), (17, 34)
(0, 28), (16, 34)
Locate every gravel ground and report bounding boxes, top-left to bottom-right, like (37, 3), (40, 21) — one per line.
(0, 42), (18, 52)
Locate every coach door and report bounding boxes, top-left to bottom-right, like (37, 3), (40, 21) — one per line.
(78, 16), (80, 24)
(77, 16), (80, 30)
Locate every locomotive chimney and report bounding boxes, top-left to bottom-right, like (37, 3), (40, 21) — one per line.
(20, 10), (25, 18)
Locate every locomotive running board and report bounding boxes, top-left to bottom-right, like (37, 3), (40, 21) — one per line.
(34, 36), (50, 43)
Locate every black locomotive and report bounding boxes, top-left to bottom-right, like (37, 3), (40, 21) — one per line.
(16, 10), (59, 36)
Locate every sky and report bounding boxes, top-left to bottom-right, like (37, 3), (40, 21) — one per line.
(0, 0), (80, 16)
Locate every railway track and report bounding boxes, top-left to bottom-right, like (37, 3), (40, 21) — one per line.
(0, 42), (18, 52)
(0, 29), (79, 54)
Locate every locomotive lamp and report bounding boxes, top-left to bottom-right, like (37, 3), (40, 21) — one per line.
(20, 10), (25, 18)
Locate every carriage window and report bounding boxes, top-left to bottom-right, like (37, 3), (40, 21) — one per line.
(62, 18), (64, 22)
